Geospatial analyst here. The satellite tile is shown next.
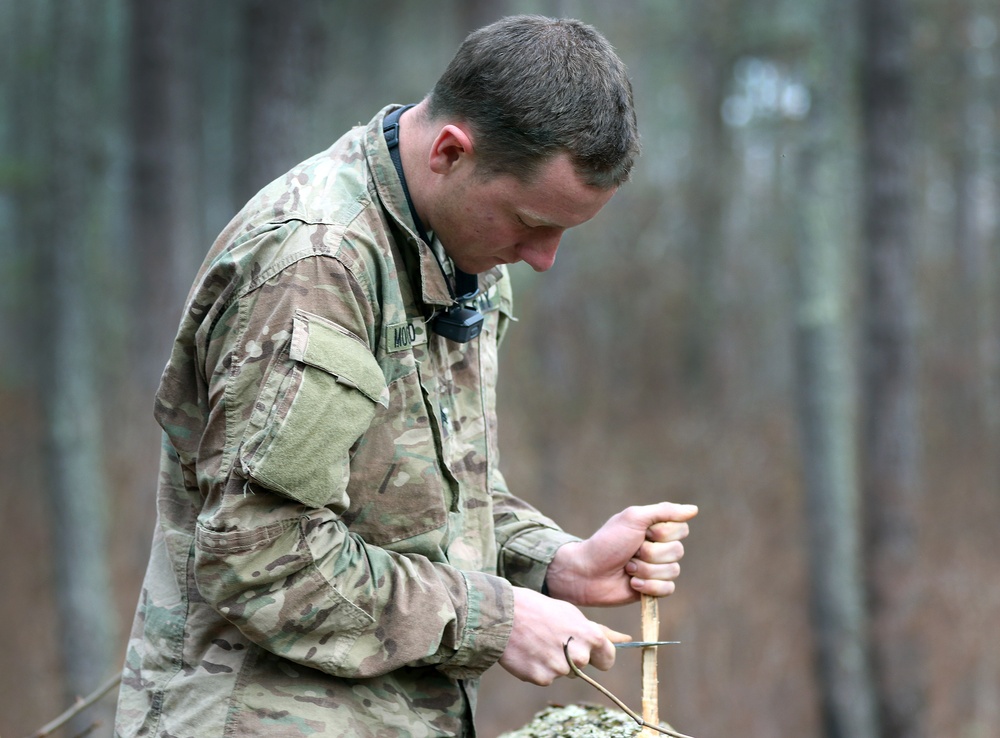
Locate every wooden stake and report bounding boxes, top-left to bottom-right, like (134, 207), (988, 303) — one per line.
(640, 593), (660, 737)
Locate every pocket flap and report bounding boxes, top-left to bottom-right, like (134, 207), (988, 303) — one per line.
(290, 310), (388, 406)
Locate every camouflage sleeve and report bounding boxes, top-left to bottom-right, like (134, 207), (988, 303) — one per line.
(491, 468), (582, 592)
(191, 245), (511, 681)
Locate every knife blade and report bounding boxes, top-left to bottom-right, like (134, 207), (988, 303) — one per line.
(614, 640), (681, 648)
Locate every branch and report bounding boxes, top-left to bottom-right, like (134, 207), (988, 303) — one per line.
(24, 671), (122, 738)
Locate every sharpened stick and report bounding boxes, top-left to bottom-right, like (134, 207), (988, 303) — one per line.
(640, 593), (659, 736)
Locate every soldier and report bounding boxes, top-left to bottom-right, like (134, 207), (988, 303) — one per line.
(115, 15), (697, 738)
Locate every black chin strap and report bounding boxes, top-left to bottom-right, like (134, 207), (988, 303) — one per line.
(383, 105), (428, 243)
(383, 106), (484, 343)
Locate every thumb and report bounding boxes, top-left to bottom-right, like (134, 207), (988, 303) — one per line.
(647, 502), (699, 523)
(598, 624), (633, 644)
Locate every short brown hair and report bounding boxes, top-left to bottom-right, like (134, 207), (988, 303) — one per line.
(427, 15), (640, 189)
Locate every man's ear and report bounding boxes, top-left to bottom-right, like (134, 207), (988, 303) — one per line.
(428, 124), (474, 175)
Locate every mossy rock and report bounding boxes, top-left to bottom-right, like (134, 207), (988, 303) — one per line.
(497, 702), (672, 738)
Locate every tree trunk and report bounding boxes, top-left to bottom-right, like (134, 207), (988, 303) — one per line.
(235, 0), (327, 204)
(457, 0), (508, 34)
(793, 0), (879, 733)
(678, 1), (731, 388)
(859, 0), (927, 735)
(43, 0), (122, 731)
(128, 0), (201, 391)
(959, 0), (1000, 482)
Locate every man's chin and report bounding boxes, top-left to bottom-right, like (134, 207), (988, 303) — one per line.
(455, 258), (507, 275)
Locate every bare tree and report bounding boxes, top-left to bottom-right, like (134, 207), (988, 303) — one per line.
(860, 0), (927, 735)
(41, 0), (123, 731)
(792, 0), (879, 733)
(458, 0), (509, 33)
(128, 0), (201, 390)
(677, 1), (734, 387)
(957, 0), (1000, 483)
(235, 0), (329, 203)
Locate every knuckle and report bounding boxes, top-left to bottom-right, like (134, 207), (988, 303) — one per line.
(624, 504), (646, 521)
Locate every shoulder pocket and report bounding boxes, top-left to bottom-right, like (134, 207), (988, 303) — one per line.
(289, 311), (388, 405)
(241, 310), (388, 509)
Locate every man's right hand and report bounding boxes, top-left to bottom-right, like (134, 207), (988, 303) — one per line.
(497, 586), (631, 685)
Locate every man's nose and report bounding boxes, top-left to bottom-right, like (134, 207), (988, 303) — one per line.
(517, 233), (562, 272)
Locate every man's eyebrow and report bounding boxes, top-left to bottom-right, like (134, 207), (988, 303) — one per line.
(518, 210), (564, 229)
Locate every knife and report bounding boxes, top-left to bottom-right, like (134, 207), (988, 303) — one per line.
(614, 640), (680, 648)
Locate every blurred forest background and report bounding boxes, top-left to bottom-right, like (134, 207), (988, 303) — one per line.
(1, 0), (998, 737)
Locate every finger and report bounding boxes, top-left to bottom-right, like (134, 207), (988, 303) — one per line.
(643, 502), (699, 524)
(588, 635), (617, 671)
(627, 560), (681, 582)
(629, 576), (677, 598)
(565, 637), (594, 674)
(615, 503), (697, 536)
(645, 520), (690, 543)
(598, 624), (633, 643)
(633, 539), (685, 566)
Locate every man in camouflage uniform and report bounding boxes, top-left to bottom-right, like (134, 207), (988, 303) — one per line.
(115, 15), (697, 738)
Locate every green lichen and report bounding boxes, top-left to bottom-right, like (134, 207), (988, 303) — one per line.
(497, 703), (643, 738)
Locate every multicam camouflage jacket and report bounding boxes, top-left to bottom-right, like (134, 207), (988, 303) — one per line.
(115, 106), (579, 738)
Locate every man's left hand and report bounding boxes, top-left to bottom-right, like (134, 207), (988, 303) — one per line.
(543, 502), (698, 607)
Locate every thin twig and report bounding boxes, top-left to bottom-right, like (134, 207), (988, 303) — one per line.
(564, 640), (644, 721)
(563, 640), (694, 738)
(26, 670), (122, 738)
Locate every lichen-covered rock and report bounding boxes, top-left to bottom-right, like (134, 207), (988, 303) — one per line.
(496, 703), (643, 738)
